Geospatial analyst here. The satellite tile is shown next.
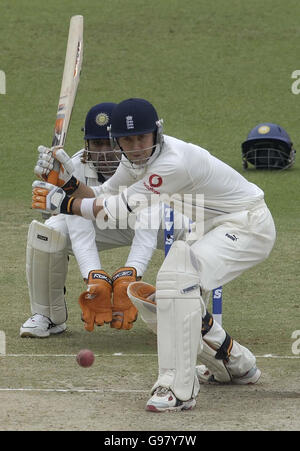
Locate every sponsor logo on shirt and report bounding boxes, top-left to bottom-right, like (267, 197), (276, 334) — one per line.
(149, 174), (163, 188)
(143, 174), (163, 194)
(143, 181), (160, 194)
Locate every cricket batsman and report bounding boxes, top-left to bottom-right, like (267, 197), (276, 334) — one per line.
(31, 98), (276, 412)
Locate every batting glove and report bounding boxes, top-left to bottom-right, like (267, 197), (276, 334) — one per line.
(34, 146), (79, 193)
(32, 180), (75, 215)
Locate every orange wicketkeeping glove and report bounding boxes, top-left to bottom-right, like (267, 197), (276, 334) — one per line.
(111, 267), (138, 330)
(78, 270), (112, 332)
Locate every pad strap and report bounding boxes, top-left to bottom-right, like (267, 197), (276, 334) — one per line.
(215, 332), (233, 362)
(201, 311), (213, 337)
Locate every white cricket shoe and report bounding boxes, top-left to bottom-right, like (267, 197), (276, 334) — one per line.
(196, 364), (261, 385)
(20, 314), (66, 338)
(196, 364), (217, 383)
(231, 366), (261, 385)
(146, 387), (196, 412)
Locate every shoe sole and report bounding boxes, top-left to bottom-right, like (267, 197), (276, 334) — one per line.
(146, 400), (196, 413)
(232, 368), (261, 385)
(20, 329), (50, 338)
(20, 327), (66, 338)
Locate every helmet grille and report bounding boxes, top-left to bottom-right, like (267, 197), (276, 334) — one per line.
(242, 140), (295, 170)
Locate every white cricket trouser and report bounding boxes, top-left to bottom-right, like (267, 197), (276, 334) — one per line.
(190, 200), (276, 377)
(190, 200), (276, 291)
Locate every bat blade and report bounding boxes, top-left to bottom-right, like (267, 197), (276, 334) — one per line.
(48, 15), (83, 185)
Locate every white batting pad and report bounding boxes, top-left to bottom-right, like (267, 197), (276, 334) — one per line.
(154, 240), (204, 401)
(26, 220), (68, 324)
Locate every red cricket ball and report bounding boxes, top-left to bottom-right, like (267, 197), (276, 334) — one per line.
(76, 349), (95, 367)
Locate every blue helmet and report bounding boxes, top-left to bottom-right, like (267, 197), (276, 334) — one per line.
(109, 98), (164, 167)
(84, 102), (116, 140)
(82, 102), (120, 177)
(110, 98), (159, 137)
(242, 123), (296, 170)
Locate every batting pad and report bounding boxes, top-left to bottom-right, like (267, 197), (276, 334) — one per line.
(154, 240), (204, 401)
(26, 220), (68, 324)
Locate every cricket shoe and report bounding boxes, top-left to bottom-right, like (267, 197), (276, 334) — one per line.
(231, 366), (261, 385)
(20, 314), (66, 338)
(146, 387), (196, 413)
(196, 364), (261, 385)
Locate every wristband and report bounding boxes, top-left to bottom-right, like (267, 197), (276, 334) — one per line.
(80, 197), (96, 220)
(62, 176), (80, 194)
(60, 195), (75, 215)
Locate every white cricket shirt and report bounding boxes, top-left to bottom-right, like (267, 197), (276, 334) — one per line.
(92, 135), (264, 223)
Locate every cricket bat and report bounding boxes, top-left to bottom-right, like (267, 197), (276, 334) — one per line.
(47, 15), (83, 185)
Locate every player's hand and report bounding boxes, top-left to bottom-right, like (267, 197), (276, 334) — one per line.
(78, 270), (113, 331)
(31, 180), (74, 215)
(34, 145), (75, 187)
(111, 267), (138, 330)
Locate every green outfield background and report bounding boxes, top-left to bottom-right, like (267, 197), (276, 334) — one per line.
(0, 0), (299, 431)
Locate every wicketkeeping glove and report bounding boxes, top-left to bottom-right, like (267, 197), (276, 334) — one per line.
(31, 180), (75, 215)
(34, 145), (79, 193)
(78, 270), (113, 332)
(111, 267), (138, 330)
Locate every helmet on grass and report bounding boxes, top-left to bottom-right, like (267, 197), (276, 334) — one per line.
(241, 123), (296, 170)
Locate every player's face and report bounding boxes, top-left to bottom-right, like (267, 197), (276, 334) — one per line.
(87, 139), (120, 176)
(118, 133), (155, 166)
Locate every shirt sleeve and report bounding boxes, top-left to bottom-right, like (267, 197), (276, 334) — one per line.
(125, 204), (162, 277)
(65, 215), (101, 279)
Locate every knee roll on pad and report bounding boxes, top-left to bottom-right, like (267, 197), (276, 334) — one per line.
(26, 220), (68, 324)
